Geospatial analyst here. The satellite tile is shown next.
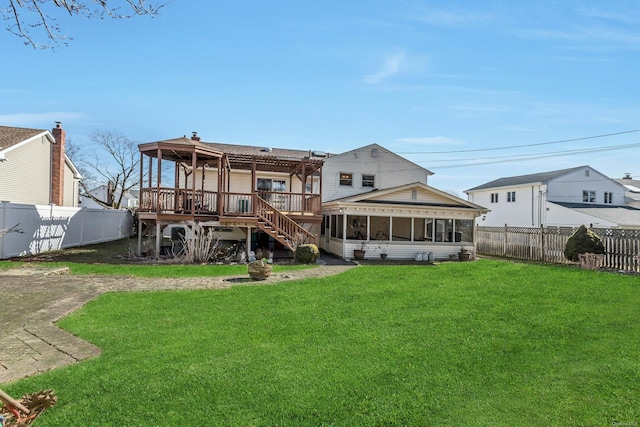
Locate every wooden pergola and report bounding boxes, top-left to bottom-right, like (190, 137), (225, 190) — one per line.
(137, 136), (324, 256)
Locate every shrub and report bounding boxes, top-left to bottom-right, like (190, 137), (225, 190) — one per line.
(295, 244), (320, 264)
(564, 225), (605, 262)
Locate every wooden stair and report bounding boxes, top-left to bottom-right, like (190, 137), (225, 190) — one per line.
(255, 196), (316, 251)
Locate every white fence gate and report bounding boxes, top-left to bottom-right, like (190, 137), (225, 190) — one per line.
(0, 202), (133, 259)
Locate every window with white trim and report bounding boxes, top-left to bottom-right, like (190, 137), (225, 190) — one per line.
(507, 191), (516, 202)
(583, 190), (596, 203)
(491, 193), (499, 203)
(604, 192), (613, 204)
(339, 173), (353, 186)
(362, 174), (375, 187)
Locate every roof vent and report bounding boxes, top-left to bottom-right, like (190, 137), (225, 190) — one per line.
(371, 148), (379, 157)
(311, 150), (327, 157)
(261, 147), (272, 152)
(623, 172), (632, 180)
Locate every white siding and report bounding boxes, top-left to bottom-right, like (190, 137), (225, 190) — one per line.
(547, 167), (626, 206)
(322, 145), (430, 202)
(191, 168), (320, 194)
(63, 162), (78, 207)
(545, 202), (618, 228)
(0, 135), (51, 204)
(467, 184), (545, 227)
(367, 187), (454, 205)
(467, 166), (629, 227)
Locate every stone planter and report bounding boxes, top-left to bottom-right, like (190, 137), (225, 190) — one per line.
(458, 251), (471, 261)
(248, 260), (272, 280)
(353, 250), (366, 260)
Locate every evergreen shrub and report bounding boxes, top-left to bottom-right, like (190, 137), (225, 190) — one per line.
(295, 244), (320, 264)
(564, 225), (605, 261)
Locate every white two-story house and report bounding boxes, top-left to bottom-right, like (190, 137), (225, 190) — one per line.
(465, 165), (640, 228)
(0, 124), (81, 207)
(320, 144), (488, 260)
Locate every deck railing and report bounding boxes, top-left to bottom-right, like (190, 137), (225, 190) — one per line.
(139, 188), (217, 214)
(255, 197), (316, 245)
(140, 188), (321, 217)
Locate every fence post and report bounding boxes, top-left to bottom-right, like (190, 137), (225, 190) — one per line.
(503, 224), (508, 257)
(540, 224), (545, 263)
(0, 201), (7, 259)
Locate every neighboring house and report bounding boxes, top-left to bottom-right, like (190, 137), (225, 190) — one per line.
(466, 165), (640, 228)
(0, 123), (81, 207)
(80, 185), (139, 209)
(137, 134), (325, 256)
(615, 173), (640, 209)
(320, 144), (488, 261)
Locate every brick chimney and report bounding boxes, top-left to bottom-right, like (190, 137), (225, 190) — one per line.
(51, 122), (66, 205)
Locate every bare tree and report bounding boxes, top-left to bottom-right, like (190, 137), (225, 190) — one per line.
(81, 129), (140, 209)
(3, 0), (165, 49)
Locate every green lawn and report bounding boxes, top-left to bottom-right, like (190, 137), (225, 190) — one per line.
(5, 260), (640, 426)
(0, 237), (314, 277)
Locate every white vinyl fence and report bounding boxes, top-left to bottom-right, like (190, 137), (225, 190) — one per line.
(0, 202), (133, 259)
(477, 225), (640, 273)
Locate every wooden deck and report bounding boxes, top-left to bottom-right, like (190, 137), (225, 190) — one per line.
(138, 188), (322, 223)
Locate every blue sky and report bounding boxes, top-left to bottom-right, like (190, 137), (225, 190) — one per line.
(2, 0), (640, 196)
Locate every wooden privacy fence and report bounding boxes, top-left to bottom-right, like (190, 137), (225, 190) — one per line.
(477, 226), (640, 273)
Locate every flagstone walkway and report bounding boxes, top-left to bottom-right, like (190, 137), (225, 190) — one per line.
(0, 262), (356, 384)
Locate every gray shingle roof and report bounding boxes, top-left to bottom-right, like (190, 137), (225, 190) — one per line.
(551, 201), (640, 227)
(466, 166), (587, 192)
(204, 141), (326, 161)
(0, 126), (46, 151)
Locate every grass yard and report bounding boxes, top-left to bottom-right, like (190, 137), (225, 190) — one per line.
(4, 260), (640, 426)
(0, 238), (314, 277)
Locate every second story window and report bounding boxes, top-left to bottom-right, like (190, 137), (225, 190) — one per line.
(339, 173), (353, 186)
(604, 192), (613, 204)
(507, 191), (516, 202)
(362, 174), (375, 187)
(491, 193), (499, 203)
(583, 190), (596, 203)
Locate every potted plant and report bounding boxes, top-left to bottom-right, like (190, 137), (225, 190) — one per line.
(248, 258), (272, 280)
(377, 240), (389, 259)
(458, 246), (471, 261)
(353, 241), (367, 260)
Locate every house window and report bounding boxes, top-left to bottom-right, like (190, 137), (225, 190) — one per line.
(392, 217), (411, 241)
(491, 193), (499, 203)
(330, 215), (344, 238)
(339, 173), (353, 186)
(413, 218), (426, 241)
(362, 174), (375, 188)
(347, 215), (367, 240)
(507, 191), (516, 202)
(582, 190), (596, 203)
(604, 192), (613, 204)
(370, 216), (390, 241)
(411, 189), (417, 200)
(455, 219), (474, 242)
(435, 219), (453, 242)
(585, 169), (590, 177)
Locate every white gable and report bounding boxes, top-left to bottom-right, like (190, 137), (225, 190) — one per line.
(322, 144), (432, 202)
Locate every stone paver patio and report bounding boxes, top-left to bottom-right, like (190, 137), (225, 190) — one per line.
(0, 263), (356, 385)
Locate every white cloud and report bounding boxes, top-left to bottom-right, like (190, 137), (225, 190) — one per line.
(364, 50), (408, 84)
(0, 112), (86, 128)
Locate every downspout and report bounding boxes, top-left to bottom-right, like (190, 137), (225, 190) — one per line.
(531, 186), (535, 226)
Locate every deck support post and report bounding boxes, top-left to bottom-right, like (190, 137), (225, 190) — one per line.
(137, 218), (142, 256)
(156, 221), (161, 259)
(246, 226), (252, 258)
